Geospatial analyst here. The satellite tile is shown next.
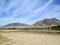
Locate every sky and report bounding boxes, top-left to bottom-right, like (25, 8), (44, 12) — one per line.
(0, 0), (60, 26)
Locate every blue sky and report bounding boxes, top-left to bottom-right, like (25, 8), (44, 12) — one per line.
(0, 0), (60, 26)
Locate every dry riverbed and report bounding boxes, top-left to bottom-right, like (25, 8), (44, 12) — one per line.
(0, 30), (60, 45)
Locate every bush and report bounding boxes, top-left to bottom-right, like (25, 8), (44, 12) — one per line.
(51, 25), (60, 30)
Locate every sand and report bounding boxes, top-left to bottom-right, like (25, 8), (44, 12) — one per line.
(0, 31), (60, 45)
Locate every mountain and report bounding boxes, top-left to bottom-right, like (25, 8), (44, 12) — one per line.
(3, 18), (60, 28)
(33, 18), (60, 27)
(3, 23), (29, 28)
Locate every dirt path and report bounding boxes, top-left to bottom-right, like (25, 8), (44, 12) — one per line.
(0, 32), (60, 45)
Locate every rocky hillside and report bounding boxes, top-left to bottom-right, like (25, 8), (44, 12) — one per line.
(3, 23), (28, 28)
(33, 18), (60, 27)
(3, 18), (60, 28)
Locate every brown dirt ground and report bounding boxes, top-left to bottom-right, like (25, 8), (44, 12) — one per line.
(0, 30), (60, 45)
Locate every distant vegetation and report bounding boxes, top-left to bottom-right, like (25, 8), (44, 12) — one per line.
(51, 25), (60, 30)
(0, 25), (60, 31)
(0, 27), (47, 30)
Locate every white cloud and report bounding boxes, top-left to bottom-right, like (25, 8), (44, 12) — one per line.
(0, 0), (60, 26)
(13, 0), (39, 18)
(42, 5), (60, 16)
(34, 0), (53, 13)
(22, 0), (53, 19)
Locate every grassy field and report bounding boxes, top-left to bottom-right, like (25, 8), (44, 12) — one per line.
(0, 30), (60, 45)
